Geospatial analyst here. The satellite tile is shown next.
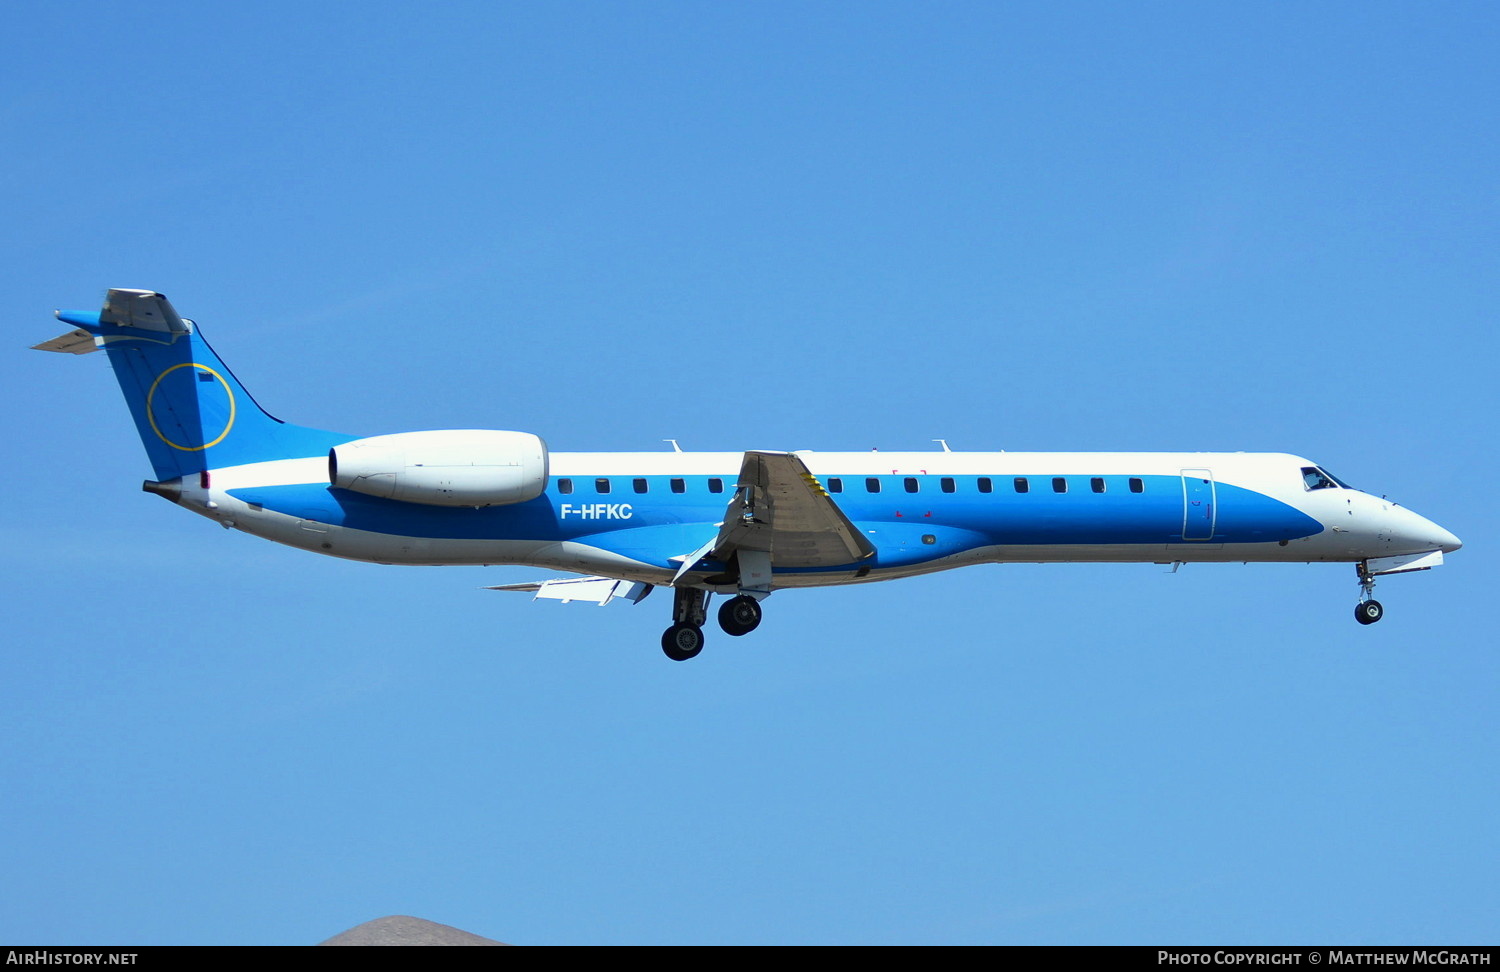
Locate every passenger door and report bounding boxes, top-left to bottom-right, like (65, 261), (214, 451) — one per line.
(1181, 468), (1216, 541)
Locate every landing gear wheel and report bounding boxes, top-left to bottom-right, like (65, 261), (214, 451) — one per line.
(662, 622), (705, 661)
(1355, 600), (1384, 625)
(718, 595), (763, 637)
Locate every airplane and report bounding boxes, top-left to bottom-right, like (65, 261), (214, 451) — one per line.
(37, 289), (1462, 660)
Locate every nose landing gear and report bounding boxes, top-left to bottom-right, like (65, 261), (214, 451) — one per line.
(1355, 562), (1384, 625)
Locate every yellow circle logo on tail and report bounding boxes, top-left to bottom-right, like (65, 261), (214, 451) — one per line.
(146, 363), (237, 451)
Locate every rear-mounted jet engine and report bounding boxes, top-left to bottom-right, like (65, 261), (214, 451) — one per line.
(329, 429), (548, 507)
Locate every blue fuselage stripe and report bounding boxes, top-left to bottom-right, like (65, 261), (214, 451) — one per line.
(227, 473), (1324, 571)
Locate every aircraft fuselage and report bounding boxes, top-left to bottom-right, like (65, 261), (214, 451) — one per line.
(169, 450), (1458, 589)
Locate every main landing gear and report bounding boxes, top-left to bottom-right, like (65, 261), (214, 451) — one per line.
(662, 587), (708, 661)
(1354, 562), (1384, 626)
(662, 621), (705, 661)
(718, 595), (762, 637)
(660, 589), (766, 660)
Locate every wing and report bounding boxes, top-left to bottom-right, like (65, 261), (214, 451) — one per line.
(670, 451), (873, 587)
(717, 451), (873, 566)
(486, 576), (654, 606)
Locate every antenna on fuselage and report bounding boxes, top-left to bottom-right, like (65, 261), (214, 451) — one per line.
(933, 439), (952, 452)
(664, 439), (683, 452)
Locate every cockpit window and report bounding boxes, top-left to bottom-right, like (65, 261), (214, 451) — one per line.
(1320, 467), (1353, 489)
(1301, 466), (1343, 491)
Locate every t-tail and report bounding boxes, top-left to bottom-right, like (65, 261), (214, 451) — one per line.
(35, 289), (349, 484)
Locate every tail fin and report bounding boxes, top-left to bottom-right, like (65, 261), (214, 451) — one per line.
(37, 289), (350, 480)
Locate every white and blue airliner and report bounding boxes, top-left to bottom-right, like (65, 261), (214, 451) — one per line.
(38, 289), (1462, 660)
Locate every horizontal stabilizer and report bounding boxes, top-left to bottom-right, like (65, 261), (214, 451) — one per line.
(32, 327), (99, 355)
(486, 576), (654, 606)
(101, 289), (190, 333)
(1366, 550), (1444, 575)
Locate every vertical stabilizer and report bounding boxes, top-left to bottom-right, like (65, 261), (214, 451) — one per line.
(40, 289), (351, 480)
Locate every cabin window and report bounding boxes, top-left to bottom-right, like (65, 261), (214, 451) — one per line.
(904, 477), (919, 493)
(866, 478), (881, 493)
(940, 477), (955, 493)
(708, 478), (724, 493)
(633, 478), (648, 494)
(1129, 477), (1144, 493)
(595, 478), (611, 494)
(1091, 477), (1105, 493)
(1013, 477), (1029, 493)
(558, 478), (573, 495)
(828, 477), (843, 493)
(670, 478), (685, 494)
(977, 477), (992, 493)
(1052, 477), (1067, 493)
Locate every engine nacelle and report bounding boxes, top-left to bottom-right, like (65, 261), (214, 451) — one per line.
(329, 430), (548, 508)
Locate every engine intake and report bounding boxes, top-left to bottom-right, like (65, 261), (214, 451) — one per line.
(329, 430), (548, 508)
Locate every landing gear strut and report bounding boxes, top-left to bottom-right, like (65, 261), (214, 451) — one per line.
(1355, 562), (1384, 626)
(662, 587), (709, 661)
(718, 595), (762, 637)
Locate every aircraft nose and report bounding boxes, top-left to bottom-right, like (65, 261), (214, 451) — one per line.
(1392, 506), (1461, 554)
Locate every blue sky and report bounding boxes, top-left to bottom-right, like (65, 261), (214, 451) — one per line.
(3, 1), (1495, 945)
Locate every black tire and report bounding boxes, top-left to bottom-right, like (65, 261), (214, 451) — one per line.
(662, 622), (705, 660)
(718, 595), (763, 637)
(1355, 600), (1384, 625)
